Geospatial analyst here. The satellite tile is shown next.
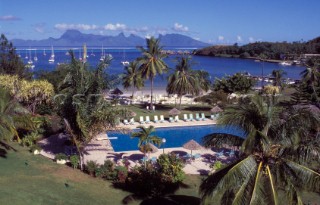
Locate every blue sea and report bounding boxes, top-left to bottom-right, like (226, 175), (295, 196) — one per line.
(17, 47), (305, 88)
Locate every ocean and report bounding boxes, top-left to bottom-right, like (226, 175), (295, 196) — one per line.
(18, 47), (305, 88)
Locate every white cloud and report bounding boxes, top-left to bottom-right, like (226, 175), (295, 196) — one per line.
(103, 23), (126, 31)
(218, 35), (224, 41)
(237, 35), (243, 42)
(33, 23), (46, 33)
(172, 23), (189, 32)
(54, 23), (99, 31)
(249, 37), (255, 42)
(0, 15), (21, 21)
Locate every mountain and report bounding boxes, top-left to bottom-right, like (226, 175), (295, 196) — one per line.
(11, 30), (210, 48)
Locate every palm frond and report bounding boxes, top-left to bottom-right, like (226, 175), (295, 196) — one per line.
(200, 156), (257, 204)
(202, 133), (244, 148)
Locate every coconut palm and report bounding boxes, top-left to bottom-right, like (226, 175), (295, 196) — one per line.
(271, 69), (286, 89)
(195, 70), (211, 94)
(300, 65), (320, 103)
(121, 60), (144, 98)
(131, 125), (162, 167)
(166, 56), (200, 109)
(200, 95), (320, 205)
(137, 37), (168, 108)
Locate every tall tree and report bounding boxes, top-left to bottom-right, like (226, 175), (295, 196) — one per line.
(195, 70), (211, 94)
(200, 95), (320, 205)
(166, 56), (200, 109)
(300, 64), (320, 104)
(121, 60), (144, 97)
(0, 34), (29, 78)
(271, 69), (287, 89)
(137, 37), (168, 108)
(131, 125), (162, 167)
(56, 53), (128, 170)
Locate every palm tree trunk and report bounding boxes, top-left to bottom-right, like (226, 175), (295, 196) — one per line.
(150, 77), (154, 108)
(132, 87), (135, 98)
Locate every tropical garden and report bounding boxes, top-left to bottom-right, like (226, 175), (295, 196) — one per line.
(0, 32), (319, 205)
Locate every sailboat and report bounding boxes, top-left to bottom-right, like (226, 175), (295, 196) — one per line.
(26, 49), (35, 69)
(48, 46), (55, 63)
(25, 49), (28, 59)
(43, 48), (46, 56)
(90, 49), (95, 56)
(100, 45), (105, 61)
(34, 49), (38, 61)
(121, 49), (129, 66)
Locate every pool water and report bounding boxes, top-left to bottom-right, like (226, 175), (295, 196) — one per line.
(108, 125), (245, 152)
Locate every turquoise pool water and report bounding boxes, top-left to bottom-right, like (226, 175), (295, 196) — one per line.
(108, 125), (245, 152)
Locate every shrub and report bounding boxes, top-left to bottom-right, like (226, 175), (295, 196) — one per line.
(114, 166), (128, 183)
(157, 153), (185, 183)
(55, 153), (67, 161)
(21, 131), (41, 147)
(211, 160), (224, 171)
(95, 160), (116, 180)
(70, 155), (79, 169)
(86, 160), (99, 177)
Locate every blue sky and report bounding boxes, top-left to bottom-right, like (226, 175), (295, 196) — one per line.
(0, 0), (320, 44)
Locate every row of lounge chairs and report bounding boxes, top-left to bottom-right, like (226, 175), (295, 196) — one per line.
(123, 113), (220, 125)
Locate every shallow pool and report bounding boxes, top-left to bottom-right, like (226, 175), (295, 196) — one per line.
(108, 125), (245, 152)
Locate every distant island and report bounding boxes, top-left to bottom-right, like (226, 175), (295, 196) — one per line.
(194, 37), (320, 64)
(11, 29), (210, 48)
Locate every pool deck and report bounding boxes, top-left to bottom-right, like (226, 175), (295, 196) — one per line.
(119, 118), (217, 129)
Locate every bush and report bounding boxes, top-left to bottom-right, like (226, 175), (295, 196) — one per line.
(55, 153), (67, 161)
(211, 160), (224, 171)
(86, 160), (99, 177)
(194, 90), (229, 106)
(70, 155), (79, 169)
(157, 153), (185, 183)
(95, 160), (116, 180)
(114, 166), (128, 183)
(21, 132), (41, 147)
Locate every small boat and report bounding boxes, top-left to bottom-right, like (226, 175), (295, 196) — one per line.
(25, 49), (28, 59)
(121, 49), (129, 66)
(100, 45), (105, 61)
(48, 46), (55, 63)
(27, 49), (35, 69)
(279, 61), (292, 66)
(90, 49), (95, 56)
(34, 49), (38, 61)
(43, 48), (46, 56)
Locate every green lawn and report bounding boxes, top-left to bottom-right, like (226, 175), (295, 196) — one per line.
(0, 143), (203, 205)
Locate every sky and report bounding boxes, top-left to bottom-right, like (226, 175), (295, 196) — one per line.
(0, 0), (320, 44)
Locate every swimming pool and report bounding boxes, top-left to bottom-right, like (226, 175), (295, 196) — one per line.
(108, 125), (245, 152)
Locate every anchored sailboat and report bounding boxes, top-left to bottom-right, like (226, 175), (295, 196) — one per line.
(121, 49), (129, 66)
(34, 49), (38, 61)
(48, 46), (55, 63)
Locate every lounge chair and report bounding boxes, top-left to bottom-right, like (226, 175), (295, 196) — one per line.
(216, 151), (225, 158)
(123, 119), (129, 125)
(210, 114), (215, 120)
(169, 117), (174, 123)
(201, 113), (206, 121)
(195, 113), (200, 121)
(129, 118), (135, 125)
(139, 116), (145, 124)
(174, 115), (179, 122)
(160, 115), (165, 123)
(153, 115), (159, 123)
(183, 114), (189, 122)
(189, 113), (194, 121)
(145, 116), (151, 124)
(193, 153), (201, 160)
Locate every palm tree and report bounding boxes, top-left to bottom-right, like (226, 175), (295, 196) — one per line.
(137, 37), (168, 108)
(121, 60), (144, 98)
(200, 95), (320, 205)
(271, 69), (286, 89)
(195, 70), (211, 94)
(131, 125), (162, 167)
(300, 65), (320, 103)
(0, 87), (32, 149)
(166, 56), (200, 109)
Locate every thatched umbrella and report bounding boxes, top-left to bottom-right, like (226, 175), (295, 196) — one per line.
(169, 108), (181, 116)
(210, 105), (223, 113)
(183, 139), (202, 155)
(111, 87), (123, 95)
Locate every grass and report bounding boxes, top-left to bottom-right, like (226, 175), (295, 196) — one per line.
(0, 143), (203, 205)
(1, 143), (319, 204)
